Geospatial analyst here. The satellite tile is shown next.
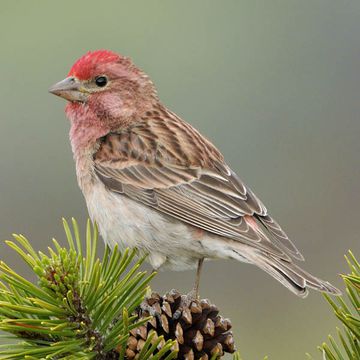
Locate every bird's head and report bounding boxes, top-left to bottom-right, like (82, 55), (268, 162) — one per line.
(49, 50), (157, 123)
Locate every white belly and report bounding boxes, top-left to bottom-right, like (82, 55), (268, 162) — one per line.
(85, 181), (217, 270)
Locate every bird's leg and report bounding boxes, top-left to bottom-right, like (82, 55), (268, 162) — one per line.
(193, 257), (204, 299)
(141, 260), (206, 321)
(173, 258), (205, 319)
(186, 257), (205, 300)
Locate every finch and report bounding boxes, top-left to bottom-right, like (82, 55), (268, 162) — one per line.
(49, 50), (340, 298)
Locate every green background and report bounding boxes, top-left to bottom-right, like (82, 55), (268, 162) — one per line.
(1, 1), (359, 358)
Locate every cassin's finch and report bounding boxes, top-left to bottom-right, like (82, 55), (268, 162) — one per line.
(49, 50), (340, 298)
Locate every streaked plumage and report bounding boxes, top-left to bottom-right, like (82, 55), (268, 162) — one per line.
(50, 50), (340, 298)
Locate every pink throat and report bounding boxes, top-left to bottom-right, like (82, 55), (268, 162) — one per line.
(66, 102), (110, 153)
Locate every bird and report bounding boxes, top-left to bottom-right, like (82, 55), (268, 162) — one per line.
(49, 49), (340, 299)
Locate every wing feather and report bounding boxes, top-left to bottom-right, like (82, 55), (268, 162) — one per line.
(93, 113), (304, 261)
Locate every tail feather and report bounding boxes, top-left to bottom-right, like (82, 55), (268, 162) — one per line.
(269, 256), (341, 295)
(232, 249), (341, 297)
(254, 255), (309, 297)
(256, 214), (305, 261)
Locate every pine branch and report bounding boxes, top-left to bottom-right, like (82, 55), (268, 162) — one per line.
(319, 251), (360, 359)
(0, 218), (175, 359)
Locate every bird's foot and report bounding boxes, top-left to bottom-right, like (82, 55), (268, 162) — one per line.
(139, 292), (163, 319)
(139, 289), (201, 323)
(173, 288), (199, 320)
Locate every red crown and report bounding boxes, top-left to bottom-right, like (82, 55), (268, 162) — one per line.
(68, 50), (121, 80)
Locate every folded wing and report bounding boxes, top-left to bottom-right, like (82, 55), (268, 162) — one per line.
(94, 114), (304, 262)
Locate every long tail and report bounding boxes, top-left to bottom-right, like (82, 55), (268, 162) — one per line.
(232, 248), (341, 298)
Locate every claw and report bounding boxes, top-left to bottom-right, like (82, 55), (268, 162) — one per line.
(173, 290), (198, 320)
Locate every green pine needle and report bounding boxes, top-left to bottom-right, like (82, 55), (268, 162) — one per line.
(319, 251), (360, 360)
(0, 218), (174, 360)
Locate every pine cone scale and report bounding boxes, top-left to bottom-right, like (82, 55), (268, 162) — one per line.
(193, 330), (204, 351)
(125, 290), (236, 359)
(202, 319), (215, 336)
(162, 301), (173, 317)
(175, 322), (184, 344)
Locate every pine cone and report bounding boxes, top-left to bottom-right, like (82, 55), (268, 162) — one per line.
(125, 290), (235, 360)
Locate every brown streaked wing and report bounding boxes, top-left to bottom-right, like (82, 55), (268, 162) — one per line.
(93, 116), (304, 261)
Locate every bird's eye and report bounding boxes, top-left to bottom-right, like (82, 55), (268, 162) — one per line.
(95, 76), (108, 87)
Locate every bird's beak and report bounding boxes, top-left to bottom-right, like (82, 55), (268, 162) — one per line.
(49, 77), (88, 102)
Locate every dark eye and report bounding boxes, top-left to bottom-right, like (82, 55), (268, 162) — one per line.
(95, 76), (108, 87)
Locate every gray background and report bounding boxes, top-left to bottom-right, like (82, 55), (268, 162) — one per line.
(1, 1), (359, 359)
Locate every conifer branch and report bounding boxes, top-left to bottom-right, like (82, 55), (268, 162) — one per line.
(319, 251), (360, 359)
(0, 218), (175, 359)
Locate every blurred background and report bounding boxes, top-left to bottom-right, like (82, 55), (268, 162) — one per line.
(1, 1), (359, 358)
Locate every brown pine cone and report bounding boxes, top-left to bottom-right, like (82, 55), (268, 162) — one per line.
(125, 290), (235, 360)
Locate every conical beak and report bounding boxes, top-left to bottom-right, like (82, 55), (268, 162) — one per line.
(49, 77), (88, 102)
